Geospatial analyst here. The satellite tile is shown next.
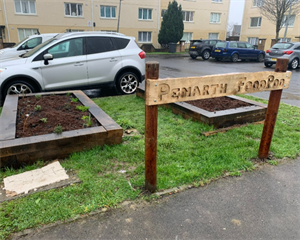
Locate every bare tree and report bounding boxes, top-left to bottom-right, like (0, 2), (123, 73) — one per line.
(258, 0), (300, 42)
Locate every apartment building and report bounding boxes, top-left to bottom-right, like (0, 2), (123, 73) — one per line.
(240, 0), (300, 51)
(0, 0), (230, 49)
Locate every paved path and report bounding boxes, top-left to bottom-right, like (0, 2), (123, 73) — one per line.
(15, 157), (300, 240)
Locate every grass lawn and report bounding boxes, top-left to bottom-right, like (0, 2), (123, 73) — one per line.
(0, 94), (299, 239)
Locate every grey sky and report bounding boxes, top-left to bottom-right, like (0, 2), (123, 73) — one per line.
(228, 0), (245, 25)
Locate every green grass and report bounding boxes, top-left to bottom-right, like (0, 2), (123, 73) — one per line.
(0, 94), (299, 239)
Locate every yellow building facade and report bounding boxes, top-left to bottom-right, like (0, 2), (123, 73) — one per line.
(240, 0), (300, 51)
(0, 0), (230, 49)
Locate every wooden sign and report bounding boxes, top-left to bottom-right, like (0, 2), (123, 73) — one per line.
(145, 71), (291, 106)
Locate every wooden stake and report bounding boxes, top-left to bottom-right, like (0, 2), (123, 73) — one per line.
(258, 58), (289, 159)
(145, 62), (159, 192)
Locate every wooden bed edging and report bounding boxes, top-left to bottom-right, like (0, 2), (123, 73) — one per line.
(0, 91), (123, 168)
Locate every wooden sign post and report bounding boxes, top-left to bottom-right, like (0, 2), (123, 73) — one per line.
(145, 62), (159, 193)
(258, 59), (289, 158)
(144, 59), (290, 192)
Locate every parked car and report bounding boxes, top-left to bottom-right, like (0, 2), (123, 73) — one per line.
(0, 32), (146, 104)
(264, 42), (300, 69)
(189, 39), (221, 60)
(0, 33), (58, 59)
(211, 41), (265, 62)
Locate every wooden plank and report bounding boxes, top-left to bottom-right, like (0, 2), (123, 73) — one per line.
(145, 62), (159, 193)
(201, 121), (264, 136)
(0, 95), (18, 141)
(145, 71), (291, 106)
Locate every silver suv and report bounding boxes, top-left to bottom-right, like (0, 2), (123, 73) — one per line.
(264, 42), (300, 69)
(0, 32), (145, 104)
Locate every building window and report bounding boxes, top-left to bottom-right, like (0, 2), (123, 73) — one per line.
(253, 0), (264, 7)
(279, 38), (291, 42)
(65, 3), (83, 17)
(209, 33), (219, 39)
(161, 9), (167, 18)
(248, 37), (259, 45)
(66, 29), (84, 32)
(282, 15), (295, 27)
(18, 28), (38, 41)
(250, 17), (262, 27)
(182, 11), (194, 22)
(100, 6), (116, 18)
(212, 0), (222, 2)
(181, 32), (193, 43)
(138, 32), (151, 42)
(139, 8), (152, 20)
(14, 0), (36, 14)
(210, 13), (221, 23)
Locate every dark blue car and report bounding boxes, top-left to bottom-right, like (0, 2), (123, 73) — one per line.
(211, 41), (265, 62)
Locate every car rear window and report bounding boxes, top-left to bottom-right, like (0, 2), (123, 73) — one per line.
(192, 41), (203, 45)
(272, 43), (293, 49)
(112, 38), (130, 50)
(86, 37), (115, 54)
(215, 42), (227, 48)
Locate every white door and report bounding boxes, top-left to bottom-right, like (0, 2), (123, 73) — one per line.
(40, 38), (88, 90)
(85, 37), (122, 86)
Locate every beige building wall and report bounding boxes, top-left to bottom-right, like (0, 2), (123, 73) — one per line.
(0, 0), (229, 49)
(240, 0), (300, 51)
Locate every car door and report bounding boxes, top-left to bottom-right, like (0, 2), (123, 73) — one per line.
(236, 42), (247, 59)
(86, 37), (122, 86)
(39, 37), (88, 90)
(245, 43), (257, 59)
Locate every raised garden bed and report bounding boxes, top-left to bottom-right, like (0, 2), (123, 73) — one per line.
(136, 85), (267, 128)
(0, 91), (123, 168)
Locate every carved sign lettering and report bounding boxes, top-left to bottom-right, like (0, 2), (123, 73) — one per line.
(145, 71), (291, 106)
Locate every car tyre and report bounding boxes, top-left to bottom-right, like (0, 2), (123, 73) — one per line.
(289, 58), (299, 70)
(3, 79), (37, 99)
(116, 72), (139, 95)
(231, 53), (239, 62)
(264, 62), (273, 68)
(257, 53), (264, 62)
(190, 55), (197, 59)
(201, 50), (211, 60)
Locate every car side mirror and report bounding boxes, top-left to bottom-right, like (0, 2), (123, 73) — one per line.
(43, 53), (53, 65)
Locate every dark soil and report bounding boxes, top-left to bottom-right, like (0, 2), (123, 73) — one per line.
(16, 94), (100, 138)
(186, 96), (252, 112)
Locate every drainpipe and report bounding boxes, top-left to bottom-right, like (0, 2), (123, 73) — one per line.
(283, 3), (292, 42)
(117, 0), (122, 32)
(158, 0), (160, 48)
(91, 0), (94, 31)
(2, 0), (10, 42)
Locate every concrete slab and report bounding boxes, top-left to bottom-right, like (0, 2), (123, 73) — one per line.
(0, 161), (80, 202)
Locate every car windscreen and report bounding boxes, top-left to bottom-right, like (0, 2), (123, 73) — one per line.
(272, 43), (293, 49)
(22, 38), (57, 58)
(215, 42), (227, 48)
(12, 37), (29, 48)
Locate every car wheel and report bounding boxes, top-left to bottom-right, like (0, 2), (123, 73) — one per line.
(116, 72), (139, 94)
(264, 62), (273, 68)
(289, 58), (299, 70)
(231, 53), (239, 62)
(257, 53), (264, 62)
(4, 80), (37, 98)
(190, 55), (197, 59)
(201, 50), (211, 60)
